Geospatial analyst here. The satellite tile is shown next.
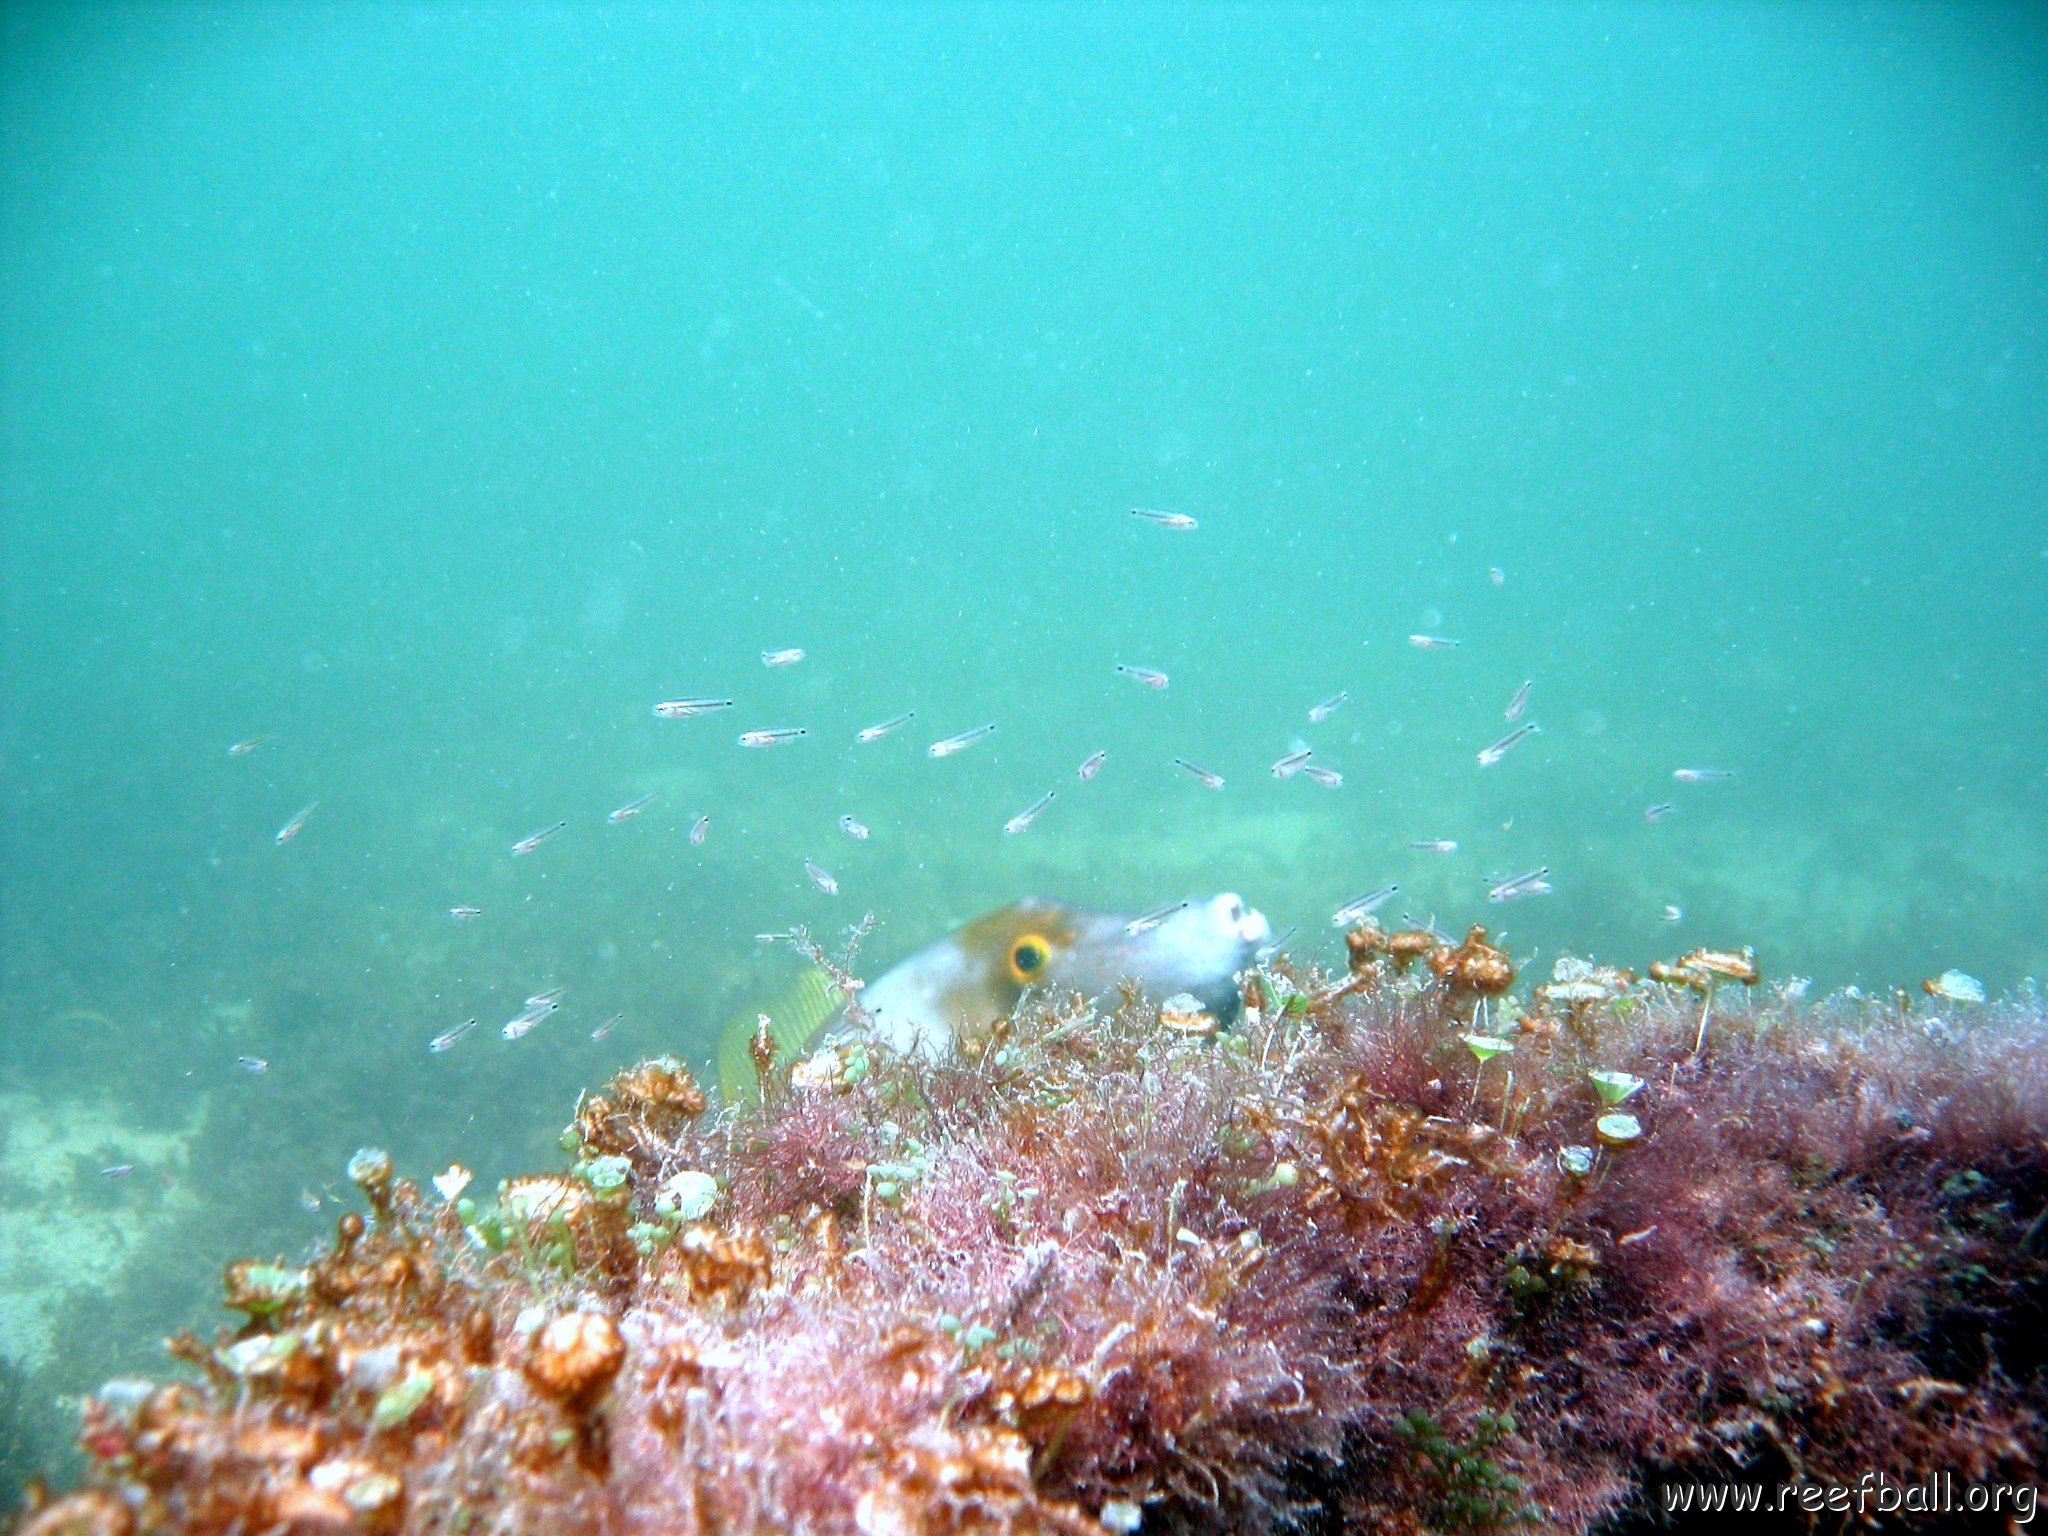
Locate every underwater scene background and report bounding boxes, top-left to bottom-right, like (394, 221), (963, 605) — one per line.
(2, 0), (2044, 1498)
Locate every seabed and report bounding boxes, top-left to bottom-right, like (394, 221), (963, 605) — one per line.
(7, 925), (2045, 1536)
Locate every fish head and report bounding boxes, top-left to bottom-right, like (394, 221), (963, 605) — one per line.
(858, 893), (1272, 1059)
(859, 898), (1082, 1058)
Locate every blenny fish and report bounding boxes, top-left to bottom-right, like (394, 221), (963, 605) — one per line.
(717, 893), (1271, 1093)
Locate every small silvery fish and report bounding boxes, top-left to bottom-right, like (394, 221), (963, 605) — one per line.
(1271, 748), (1313, 779)
(1477, 723), (1540, 768)
(1078, 750), (1106, 780)
(237, 1054), (269, 1075)
(838, 815), (870, 840)
(1660, 904), (1684, 923)
(1644, 802), (1675, 823)
(228, 734), (273, 756)
(592, 1013), (623, 1041)
(1489, 566), (1507, 587)
(449, 905), (482, 920)
(804, 858), (839, 895)
(1409, 633), (1461, 650)
(1130, 507), (1197, 530)
(929, 723), (996, 758)
(1505, 680), (1532, 721)
(1173, 758), (1224, 789)
(761, 647), (805, 667)
(1672, 767), (1736, 783)
(1299, 765), (1343, 788)
(1115, 664), (1169, 690)
(524, 986), (567, 1009)
(1003, 789), (1056, 835)
(511, 821), (566, 855)
(1308, 691), (1348, 723)
(1124, 900), (1189, 936)
(100, 1163), (135, 1178)
(608, 791), (658, 823)
(1410, 839), (1458, 854)
(856, 711), (914, 744)
(653, 697), (733, 719)
(502, 1009), (548, 1041)
(1487, 867), (1552, 903)
(738, 727), (807, 747)
(1331, 886), (1398, 928)
(429, 1018), (477, 1053)
(689, 814), (710, 846)
(274, 802), (318, 845)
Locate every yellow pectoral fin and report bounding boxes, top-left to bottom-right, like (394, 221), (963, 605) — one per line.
(715, 965), (846, 1103)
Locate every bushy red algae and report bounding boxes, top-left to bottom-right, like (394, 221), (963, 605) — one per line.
(11, 935), (2047, 1535)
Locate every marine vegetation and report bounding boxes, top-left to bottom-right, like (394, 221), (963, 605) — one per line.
(10, 923), (2047, 1535)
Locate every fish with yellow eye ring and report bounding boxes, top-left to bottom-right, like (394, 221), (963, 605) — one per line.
(718, 894), (1273, 1095)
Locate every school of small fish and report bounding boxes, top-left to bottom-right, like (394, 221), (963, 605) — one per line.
(223, 506), (1754, 1072)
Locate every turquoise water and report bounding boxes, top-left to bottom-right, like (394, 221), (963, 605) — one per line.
(2, 0), (2045, 1494)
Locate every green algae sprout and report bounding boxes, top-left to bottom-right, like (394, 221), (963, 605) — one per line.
(1587, 1069), (1644, 1106)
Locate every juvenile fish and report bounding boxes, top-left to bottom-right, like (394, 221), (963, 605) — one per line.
(608, 791), (658, 823)
(1672, 767), (1736, 783)
(228, 734), (273, 756)
(1505, 680), (1532, 722)
(501, 1008), (550, 1041)
(761, 647), (805, 667)
(1130, 507), (1198, 530)
(1409, 634), (1462, 650)
(1173, 758), (1224, 790)
(1410, 839), (1458, 854)
(653, 697), (733, 719)
(1077, 750), (1106, 781)
(1299, 765), (1343, 788)
(1003, 789), (1056, 835)
(1489, 567), (1507, 588)
(738, 727), (808, 747)
(838, 814), (870, 840)
(1124, 900), (1190, 936)
(1116, 664), (1170, 690)
(1487, 867), (1552, 903)
(591, 1013), (623, 1041)
(1271, 748), (1313, 779)
(1660, 905), (1684, 923)
(856, 711), (915, 744)
(274, 803), (318, 845)
(100, 1163), (135, 1178)
(1331, 886), (1398, 928)
(1643, 802), (1675, 823)
(237, 1055), (270, 1075)
(689, 814), (710, 846)
(511, 821), (566, 855)
(524, 986), (567, 1009)
(1477, 722), (1540, 768)
(1308, 691), (1348, 724)
(449, 905), (482, 920)
(429, 1018), (478, 1053)
(804, 858), (839, 895)
(929, 723), (996, 758)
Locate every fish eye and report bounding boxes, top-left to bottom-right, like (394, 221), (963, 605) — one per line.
(1008, 934), (1050, 982)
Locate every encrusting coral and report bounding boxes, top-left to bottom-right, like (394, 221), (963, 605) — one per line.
(9, 924), (2047, 1535)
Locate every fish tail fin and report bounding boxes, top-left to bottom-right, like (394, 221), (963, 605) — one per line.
(715, 965), (845, 1102)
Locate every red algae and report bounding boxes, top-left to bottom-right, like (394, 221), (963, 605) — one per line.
(10, 935), (2047, 1534)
